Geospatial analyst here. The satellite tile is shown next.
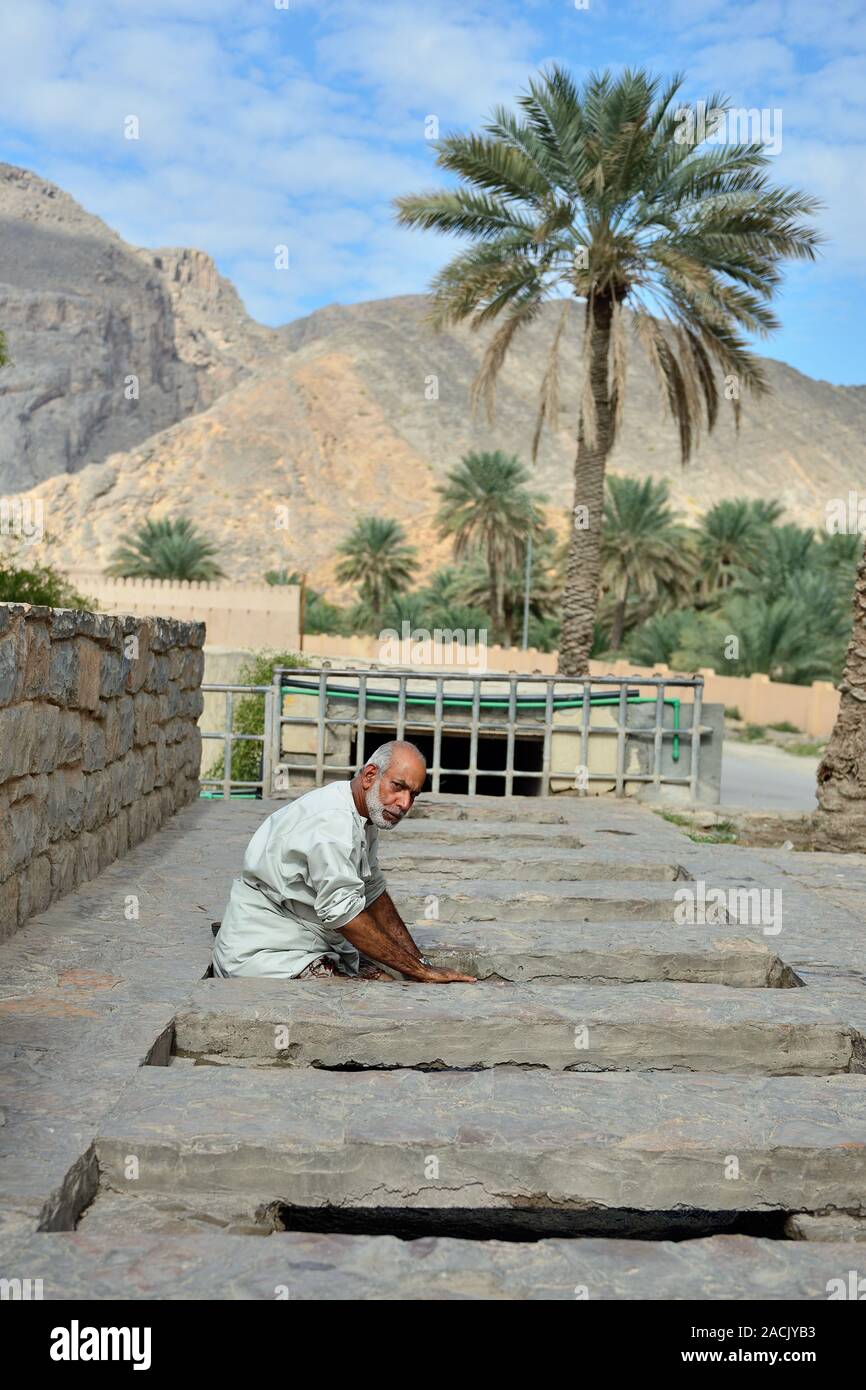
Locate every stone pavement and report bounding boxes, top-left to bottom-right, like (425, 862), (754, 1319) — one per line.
(2, 793), (866, 1298)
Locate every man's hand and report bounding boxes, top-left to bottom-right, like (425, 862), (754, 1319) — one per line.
(341, 905), (476, 982)
(413, 964), (477, 984)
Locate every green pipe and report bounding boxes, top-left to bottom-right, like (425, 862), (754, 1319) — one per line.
(280, 684), (682, 762)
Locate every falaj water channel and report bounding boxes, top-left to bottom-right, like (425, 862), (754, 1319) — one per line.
(2, 793), (866, 1297)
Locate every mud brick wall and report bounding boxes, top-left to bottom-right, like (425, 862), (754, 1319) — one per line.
(0, 605), (205, 940)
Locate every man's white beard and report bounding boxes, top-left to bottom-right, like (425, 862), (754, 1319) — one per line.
(366, 774), (404, 830)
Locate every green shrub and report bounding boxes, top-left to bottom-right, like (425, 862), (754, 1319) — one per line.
(206, 650), (313, 788)
(0, 559), (93, 609)
(786, 741), (824, 758)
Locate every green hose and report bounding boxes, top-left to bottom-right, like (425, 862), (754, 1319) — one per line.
(280, 684), (682, 761)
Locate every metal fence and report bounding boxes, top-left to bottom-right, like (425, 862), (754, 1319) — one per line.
(199, 683), (275, 799)
(201, 666), (709, 800)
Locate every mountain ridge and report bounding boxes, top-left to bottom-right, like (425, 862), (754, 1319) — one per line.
(2, 165), (865, 593)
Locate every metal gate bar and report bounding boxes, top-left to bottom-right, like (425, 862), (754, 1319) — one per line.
(263, 667), (709, 800)
(200, 684), (275, 799)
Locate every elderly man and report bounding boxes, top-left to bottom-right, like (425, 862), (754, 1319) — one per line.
(213, 740), (475, 984)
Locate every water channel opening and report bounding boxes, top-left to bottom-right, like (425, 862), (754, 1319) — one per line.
(270, 1205), (791, 1243)
(354, 729), (544, 796)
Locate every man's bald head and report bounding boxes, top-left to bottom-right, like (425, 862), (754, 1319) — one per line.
(356, 740), (426, 829)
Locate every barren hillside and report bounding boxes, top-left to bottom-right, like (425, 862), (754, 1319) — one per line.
(3, 167), (866, 593)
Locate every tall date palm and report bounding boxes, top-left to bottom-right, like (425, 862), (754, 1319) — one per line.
(434, 450), (543, 642)
(107, 517), (224, 582)
(396, 65), (821, 673)
(334, 516), (418, 631)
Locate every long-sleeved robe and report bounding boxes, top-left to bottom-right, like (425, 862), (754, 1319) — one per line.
(212, 779), (387, 979)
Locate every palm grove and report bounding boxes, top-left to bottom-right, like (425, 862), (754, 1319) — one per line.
(55, 463), (856, 692)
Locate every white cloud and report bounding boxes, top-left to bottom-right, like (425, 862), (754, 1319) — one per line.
(0, 0), (862, 382)
(315, 0), (541, 123)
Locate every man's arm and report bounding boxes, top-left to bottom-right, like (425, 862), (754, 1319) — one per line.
(367, 891), (424, 960)
(340, 905), (475, 983)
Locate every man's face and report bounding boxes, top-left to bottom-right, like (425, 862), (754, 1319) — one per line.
(364, 754), (426, 829)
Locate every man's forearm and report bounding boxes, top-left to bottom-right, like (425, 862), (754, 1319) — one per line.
(368, 891), (423, 959)
(340, 907), (430, 980)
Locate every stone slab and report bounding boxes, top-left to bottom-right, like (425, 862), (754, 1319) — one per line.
(95, 1068), (866, 1215)
(414, 922), (798, 986)
(172, 978), (863, 1074)
(378, 844), (683, 881)
(387, 822), (586, 849)
(408, 797), (585, 824)
(2, 1230), (864, 1299)
(785, 1212), (866, 1242)
(391, 879), (719, 924)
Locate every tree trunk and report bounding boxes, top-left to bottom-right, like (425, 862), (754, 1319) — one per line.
(488, 541), (504, 645)
(558, 292), (615, 675)
(610, 577), (629, 652)
(813, 539), (866, 850)
(501, 579), (515, 647)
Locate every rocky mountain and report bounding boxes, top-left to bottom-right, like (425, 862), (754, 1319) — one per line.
(3, 166), (866, 594)
(0, 164), (277, 490)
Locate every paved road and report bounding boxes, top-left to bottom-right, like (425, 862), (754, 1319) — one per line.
(720, 740), (819, 812)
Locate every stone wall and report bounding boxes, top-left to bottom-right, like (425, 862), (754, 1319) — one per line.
(0, 604), (205, 940)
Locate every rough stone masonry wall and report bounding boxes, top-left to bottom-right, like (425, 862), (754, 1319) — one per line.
(0, 604), (205, 941)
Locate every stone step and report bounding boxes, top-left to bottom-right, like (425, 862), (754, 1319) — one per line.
(391, 820), (586, 849)
(171, 978), (864, 1074)
(410, 797), (581, 823)
(415, 921), (799, 987)
(392, 879), (720, 924)
(5, 1229), (866, 1299)
(378, 845), (683, 881)
(95, 1068), (866, 1217)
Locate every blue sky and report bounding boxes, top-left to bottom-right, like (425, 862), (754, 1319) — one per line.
(0, 0), (864, 383)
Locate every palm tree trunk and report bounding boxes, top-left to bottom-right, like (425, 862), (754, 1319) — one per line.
(488, 539), (504, 644)
(503, 590), (515, 647)
(610, 576), (630, 651)
(558, 292), (615, 676)
(814, 539), (866, 849)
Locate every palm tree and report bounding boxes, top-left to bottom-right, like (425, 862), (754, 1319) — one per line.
(696, 499), (774, 595)
(816, 539), (866, 850)
(434, 451), (544, 642)
(264, 567), (301, 586)
(713, 589), (847, 685)
(334, 516), (418, 630)
(414, 566), (491, 632)
(628, 587), (845, 684)
(814, 530), (861, 608)
(747, 499), (785, 527)
(395, 65), (821, 674)
(627, 609), (693, 666)
(729, 523), (818, 600)
(453, 527), (559, 646)
(600, 475), (695, 648)
(107, 517), (224, 581)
